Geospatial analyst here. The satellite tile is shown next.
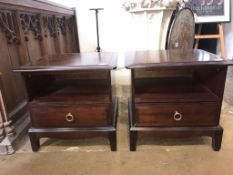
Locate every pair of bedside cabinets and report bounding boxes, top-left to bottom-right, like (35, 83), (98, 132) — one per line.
(15, 49), (233, 152)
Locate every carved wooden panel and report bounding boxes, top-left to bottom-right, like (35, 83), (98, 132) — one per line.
(55, 16), (68, 54)
(0, 28), (26, 115)
(56, 16), (66, 35)
(43, 16), (66, 37)
(0, 0), (80, 153)
(0, 11), (19, 44)
(43, 15), (56, 37)
(19, 13), (42, 41)
(0, 0), (80, 126)
(42, 15), (78, 54)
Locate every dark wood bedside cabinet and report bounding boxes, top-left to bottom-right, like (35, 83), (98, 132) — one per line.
(14, 52), (118, 151)
(125, 49), (233, 151)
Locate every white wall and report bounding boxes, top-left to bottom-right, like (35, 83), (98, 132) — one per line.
(52, 0), (233, 60)
(223, 2), (233, 59)
(50, 0), (135, 52)
(50, 0), (135, 84)
(50, 0), (173, 54)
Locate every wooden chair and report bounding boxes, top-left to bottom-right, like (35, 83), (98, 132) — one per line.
(194, 23), (225, 58)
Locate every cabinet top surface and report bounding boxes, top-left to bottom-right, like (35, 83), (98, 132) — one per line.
(125, 49), (233, 69)
(15, 52), (118, 72)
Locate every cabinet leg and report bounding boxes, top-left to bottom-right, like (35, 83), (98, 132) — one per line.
(29, 133), (40, 152)
(108, 131), (117, 151)
(212, 128), (223, 151)
(130, 131), (137, 151)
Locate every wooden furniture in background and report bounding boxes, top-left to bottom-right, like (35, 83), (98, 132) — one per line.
(15, 52), (118, 151)
(0, 0), (80, 152)
(195, 23), (225, 58)
(0, 73), (5, 143)
(126, 49), (233, 151)
(0, 73), (15, 154)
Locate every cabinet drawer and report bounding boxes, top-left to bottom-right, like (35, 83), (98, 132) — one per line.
(30, 103), (110, 127)
(135, 102), (219, 127)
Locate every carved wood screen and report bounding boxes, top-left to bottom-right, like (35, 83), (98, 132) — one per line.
(0, 0), (80, 153)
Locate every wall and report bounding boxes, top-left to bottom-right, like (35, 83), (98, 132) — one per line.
(223, 1), (233, 59)
(50, 0), (131, 52)
(50, 0), (173, 54)
(48, 0), (175, 86)
(51, 0), (233, 61)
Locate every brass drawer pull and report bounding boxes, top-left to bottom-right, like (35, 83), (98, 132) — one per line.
(65, 113), (75, 122)
(174, 111), (182, 121)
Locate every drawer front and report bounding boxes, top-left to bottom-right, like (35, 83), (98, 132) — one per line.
(30, 103), (110, 127)
(135, 102), (219, 127)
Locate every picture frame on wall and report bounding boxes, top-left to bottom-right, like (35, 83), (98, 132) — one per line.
(185, 0), (231, 23)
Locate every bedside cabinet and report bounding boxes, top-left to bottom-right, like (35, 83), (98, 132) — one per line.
(125, 49), (233, 151)
(15, 52), (118, 151)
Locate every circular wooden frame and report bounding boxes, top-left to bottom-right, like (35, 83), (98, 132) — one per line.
(166, 8), (195, 50)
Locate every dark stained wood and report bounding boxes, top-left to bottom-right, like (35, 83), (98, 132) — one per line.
(0, 0), (74, 15)
(129, 99), (224, 151)
(135, 102), (219, 127)
(0, 25), (27, 121)
(134, 77), (219, 103)
(125, 49), (233, 69)
(0, 73), (5, 141)
(0, 0), (80, 151)
(30, 103), (111, 127)
(14, 52), (118, 72)
(28, 99), (118, 152)
(15, 53), (118, 151)
(73, 8), (80, 53)
(15, 11), (30, 65)
(194, 67), (228, 99)
(212, 128), (223, 151)
(28, 132), (40, 152)
(33, 81), (110, 104)
(126, 49), (233, 151)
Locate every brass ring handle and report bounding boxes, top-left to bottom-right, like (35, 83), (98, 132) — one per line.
(65, 113), (75, 122)
(173, 111), (182, 121)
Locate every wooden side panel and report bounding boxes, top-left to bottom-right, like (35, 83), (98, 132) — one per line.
(194, 66), (227, 99)
(0, 31), (16, 111)
(7, 44), (28, 120)
(26, 32), (43, 62)
(0, 1), (80, 125)
(0, 30), (27, 118)
(0, 0), (74, 15)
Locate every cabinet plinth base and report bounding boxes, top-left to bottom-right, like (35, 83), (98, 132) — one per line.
(128, 99), (223, 151)
(29, 98), (118, 152)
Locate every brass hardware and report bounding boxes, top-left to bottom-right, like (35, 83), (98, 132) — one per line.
(65, 113), (75, 122)
(173, 111), (182, 121)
